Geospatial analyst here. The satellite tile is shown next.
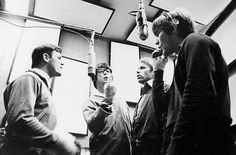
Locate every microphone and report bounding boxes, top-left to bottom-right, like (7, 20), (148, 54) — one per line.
(88, 29), (96, 80)
(136, 0), (148, 41)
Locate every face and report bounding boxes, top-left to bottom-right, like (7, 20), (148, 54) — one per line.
(47, 51), (64, 77)
(155, 30), (178, 57)
(96, 68), (113, 86)
(136, 62), (153, 84)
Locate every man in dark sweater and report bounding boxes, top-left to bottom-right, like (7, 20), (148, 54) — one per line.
(152, 8), (235, 155)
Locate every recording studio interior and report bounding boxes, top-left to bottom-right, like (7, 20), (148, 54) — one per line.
(0, 0), (236, 155)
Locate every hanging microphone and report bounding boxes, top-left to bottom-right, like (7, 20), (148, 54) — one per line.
(136, 0), (148, 41)
(88, 29), (96, 80)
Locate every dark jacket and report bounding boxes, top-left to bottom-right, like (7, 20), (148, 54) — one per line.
(166, 33), (233, 155)
(132, 79), (168, 155)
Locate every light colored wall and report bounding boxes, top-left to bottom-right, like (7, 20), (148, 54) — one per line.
(0, 14), (25, 124)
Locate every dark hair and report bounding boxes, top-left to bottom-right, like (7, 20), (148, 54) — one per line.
(152, 8), (195, 39)
(93, 63), (112, 88)
(31, 44), (62, 68)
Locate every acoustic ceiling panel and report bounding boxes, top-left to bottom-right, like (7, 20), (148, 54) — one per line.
(32, 0), (114, 34)
(151, 0), (231, 25)
(3, 0), (30, 16)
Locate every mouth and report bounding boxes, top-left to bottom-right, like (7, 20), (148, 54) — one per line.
(137, 75), (142, 79)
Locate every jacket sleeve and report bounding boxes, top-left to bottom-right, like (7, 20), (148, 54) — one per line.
(4, 75), (58, 147)
(82, 99), (112, 134)
(152, 70), (170, 113)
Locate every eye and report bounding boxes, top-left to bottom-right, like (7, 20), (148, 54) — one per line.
(140, 66), (145, 70)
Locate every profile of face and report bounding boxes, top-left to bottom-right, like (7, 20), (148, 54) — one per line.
(155, 30), (177, 57)
(47, 51), (64, 77)
(96, 68), (113, 86)
(136, 62), (153, 84)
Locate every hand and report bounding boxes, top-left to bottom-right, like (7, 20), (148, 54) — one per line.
(53, 131), (81, 155)
(152, 56), (168, 71)
(104, 82), (116, 103)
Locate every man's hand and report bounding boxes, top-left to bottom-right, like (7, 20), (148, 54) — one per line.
(152, 56), (168, 71)
(49, 130), (81, 155)
(104, 82), (116, 103)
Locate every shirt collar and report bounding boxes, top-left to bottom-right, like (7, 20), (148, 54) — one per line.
(140, 79), (153, 95)
(93, 88), (105, 98)
(29, 68), (50, 86)
(146, 79), (153, 87)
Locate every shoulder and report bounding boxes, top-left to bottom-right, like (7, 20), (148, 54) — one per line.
(11, 72), (47, 93)
(180, 33), (219, 56)
(83, 95), (102, 108)
(184, 33), (218, 47)
(13, 72), (40, 85)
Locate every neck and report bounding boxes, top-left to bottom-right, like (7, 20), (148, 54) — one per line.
(97, 83), (105, 94)
(35, 64), (50, 75)
(39, 66), (50, 78)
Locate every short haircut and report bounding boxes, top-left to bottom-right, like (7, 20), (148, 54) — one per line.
(152, 8), (195, 39)
(31, 44), (62, 68)
(93, 62), (112, 88)
(139, 57), (153, 72)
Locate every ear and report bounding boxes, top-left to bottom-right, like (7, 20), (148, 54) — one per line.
(42, 53), (50, 63)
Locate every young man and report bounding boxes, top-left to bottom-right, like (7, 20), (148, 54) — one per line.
(0, 44), (80, 155)
(132, 57), (168, 155)
(152, 8), (235, 155)
(82, 63), (132, 155)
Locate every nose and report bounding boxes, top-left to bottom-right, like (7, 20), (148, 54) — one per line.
(136, 69), (140, 74)
(60, 58), (65, 66)
(103, 70), (110, 75)
(155, 39), (160, 47)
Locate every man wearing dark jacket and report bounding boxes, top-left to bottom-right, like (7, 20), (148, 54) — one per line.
(132, 57), (168, 155)
(152, 8), (235, 155)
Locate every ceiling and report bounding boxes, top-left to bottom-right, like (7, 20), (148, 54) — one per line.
(1, 0), (235, 49)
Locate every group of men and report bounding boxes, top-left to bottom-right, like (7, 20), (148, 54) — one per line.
(0, 8), (235, 155)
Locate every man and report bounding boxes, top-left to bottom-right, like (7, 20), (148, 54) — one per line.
(132, 57), (168, 155)
(0, 44), (80, 155)
(82, 63), (131, 155)
(152, 8), (235, 155)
